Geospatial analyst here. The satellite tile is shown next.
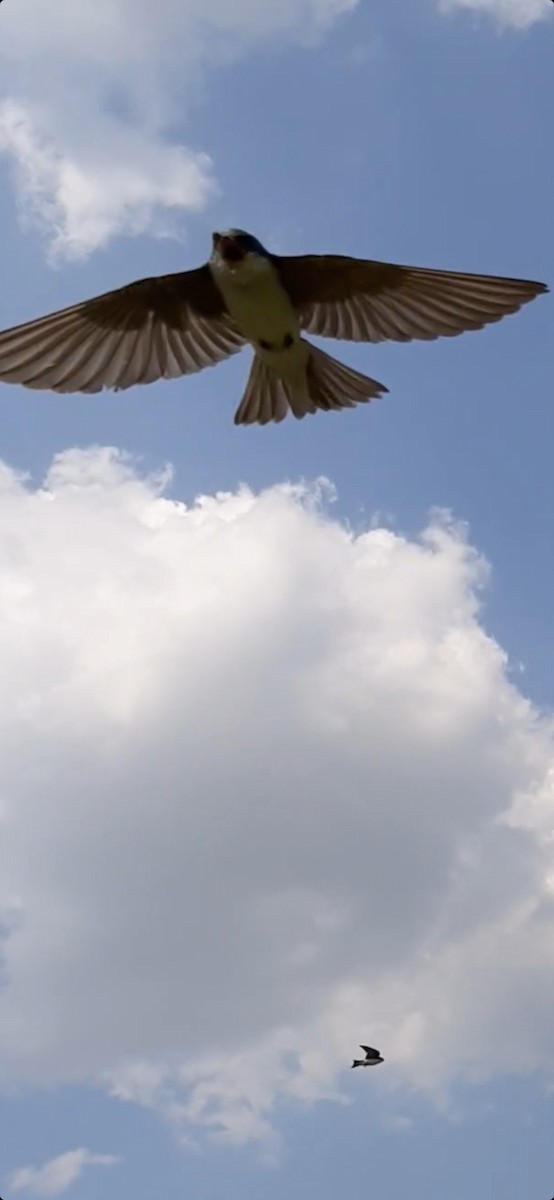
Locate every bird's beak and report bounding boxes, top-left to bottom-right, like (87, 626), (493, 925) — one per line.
(212, 232), (246, 265)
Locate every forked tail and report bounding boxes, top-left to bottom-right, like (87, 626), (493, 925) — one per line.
(234, 342), (388, 425)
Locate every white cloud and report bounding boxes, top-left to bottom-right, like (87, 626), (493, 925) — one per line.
(0, 449), (554, 1147)
(438, 0), (548, 29)
(9, 1149), (120, 1197)
(0, 0), (356, 261)
(0, 101), (215, 265)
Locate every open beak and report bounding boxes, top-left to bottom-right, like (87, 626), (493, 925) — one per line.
(212, 232), (246, 265)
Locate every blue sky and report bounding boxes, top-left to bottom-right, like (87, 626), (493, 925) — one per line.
(0, 1), (554, 1199)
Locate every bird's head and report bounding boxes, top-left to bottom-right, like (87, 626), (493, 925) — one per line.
(211, 229), (270, 271)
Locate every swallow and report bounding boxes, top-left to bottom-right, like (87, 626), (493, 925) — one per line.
(0, 229), (546, 425)
(351, 1045), (384, 1068)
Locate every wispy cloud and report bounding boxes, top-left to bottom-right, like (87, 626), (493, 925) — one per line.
(0, 100), (215, 265)
(438, 0), (549, 30)
(0, 0), (357, 261)
(9, 1149), (120, 1197)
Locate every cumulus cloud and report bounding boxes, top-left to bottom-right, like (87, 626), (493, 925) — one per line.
(0, 448), (553, 1147)
(438, 0), (548, 29)
(0, 0), (356, 261)
(9, 1149), (120, 1197)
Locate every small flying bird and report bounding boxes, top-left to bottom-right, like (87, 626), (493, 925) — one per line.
(351, 1045), (384, 1068)
(0, 230), (546, 426)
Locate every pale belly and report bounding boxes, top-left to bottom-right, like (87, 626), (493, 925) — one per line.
(210, 258), (309, 379)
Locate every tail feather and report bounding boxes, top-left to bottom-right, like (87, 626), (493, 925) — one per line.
(306, 345), (387, 412)
(234, 357), (289, 425)
(233, 342), (387, 426)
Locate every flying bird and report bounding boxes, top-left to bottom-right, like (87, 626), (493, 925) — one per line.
(351, 1045), (384, 1068)
(0, 230), (546, 425)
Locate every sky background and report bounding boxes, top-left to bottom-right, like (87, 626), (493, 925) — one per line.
(0, 1), (553, 1199)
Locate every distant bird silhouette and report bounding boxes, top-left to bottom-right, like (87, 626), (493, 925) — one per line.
(351, 1045), (384, 1068)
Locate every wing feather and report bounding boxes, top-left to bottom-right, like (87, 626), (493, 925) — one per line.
(275, 255), (547, 344)
(0, 267), (246, 393)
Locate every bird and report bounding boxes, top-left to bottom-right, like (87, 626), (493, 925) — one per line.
(0, 229), (546, 426)
(351, 1045), (384, 1068)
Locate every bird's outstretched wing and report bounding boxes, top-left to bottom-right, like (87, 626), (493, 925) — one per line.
(360, 1045), (380, 1056)
(0, 267), (245, 393)
(276, 255), (547, 344)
